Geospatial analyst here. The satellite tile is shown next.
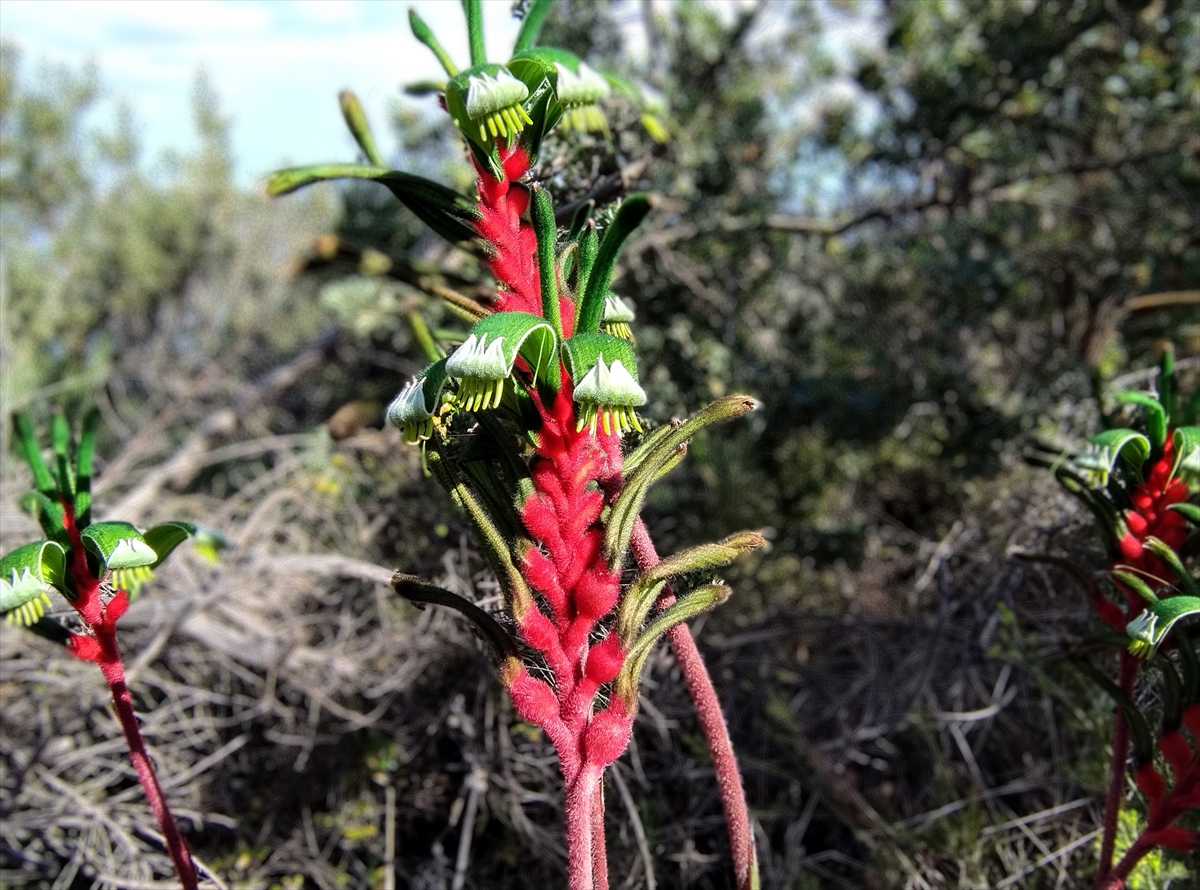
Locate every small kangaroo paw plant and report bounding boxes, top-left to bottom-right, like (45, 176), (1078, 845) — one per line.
(272, 4), (757, 887)
(3, 410), (225, 890)
(1022, 350), (1199, 888)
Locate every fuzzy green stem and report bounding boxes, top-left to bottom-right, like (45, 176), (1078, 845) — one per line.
(463, 0), (486, 67)
(531, 185), (563, 338)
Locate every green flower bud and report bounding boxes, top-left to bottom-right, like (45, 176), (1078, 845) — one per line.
(387, 359), (451, 444)
(601, 294), (636, 341)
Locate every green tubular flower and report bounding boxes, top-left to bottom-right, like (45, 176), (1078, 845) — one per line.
(601, 294), (636, 341)
(446, 333), (510, 411)
(1126, 610), (1162, 659)
(445, 64), (533, 147)
(637, 84), (671, 144)
(562, 332), (647, 435)
(387, 358), (451, 444)
(111, 564), (155, 599)
(554, 59), (611, 135)
(444, 313), (559, 415)
(0, 540), (66, 627)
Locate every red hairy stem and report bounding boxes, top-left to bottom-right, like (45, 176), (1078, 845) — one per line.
(630, 518), (758, 890)
(565, 766), (601, 890)
(61, 504), (199, 890)
(1095, 650), (1138, 886)
(592, 780), (609, 890)
(94, 625), (200, 889)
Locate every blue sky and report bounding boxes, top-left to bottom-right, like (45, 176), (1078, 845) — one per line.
(1, 0), (532, 185)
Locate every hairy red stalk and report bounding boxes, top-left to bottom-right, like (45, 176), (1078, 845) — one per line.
(631, 518), (758, 890)
(592, 780), (609, 890)
(61, 504), (199, 890)
(1095, 650), (1137, 886)
(565, 767), (601, 890)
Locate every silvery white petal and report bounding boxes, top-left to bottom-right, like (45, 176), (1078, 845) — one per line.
(447, 334), (510, 379)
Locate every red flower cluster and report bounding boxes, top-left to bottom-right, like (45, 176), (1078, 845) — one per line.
(1118, 437), (1189, 581)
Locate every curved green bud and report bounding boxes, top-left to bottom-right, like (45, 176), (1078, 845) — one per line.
(191, 526), (227, 564)
(616, 532), (764, 645)
(577, 194), (652, 334)
(12, 412), (55, 494)
(511, 0), (553, 54)
(446, 64), (534, 149)
(1074, 429), (1150, 488)
(1115, 391), (1167, 448)
(1168, 502), (1200, 524)
(1142, 537), (1199, 597)
(387, 358), (451, 443)
(1126, 596), (1200, 659)
(446, 313), (559, 411)
(601, 293), (636, 341)
(1, 540), (66, 627)
(338, 90), (384, 166)
(561, 332), (646, 435)
(614, 583), (731, 711)
(1171, 426), (1199, 485)
(81, 521), (156, 572)
(409, 8), (459, 77)
(514, 48), (609, 135)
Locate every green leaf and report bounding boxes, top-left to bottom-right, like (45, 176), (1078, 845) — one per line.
(511, 0), (553, 53)
(80, 521), (156, 571)
(1069, 658), (1154, 763)
(577, 194), (652, 334)
(11, 413), (54, 494)
(409, 8), (459, 77)
(1167, 502), (1200, 524)
(1159, 349), (1177, 427)
(392, 573), (517, 662)
(1171, 426), (1200, 485)
(1115, 391), (1167, 448)
(266, 163), (390, 196)
(1, 540), (66, 626)
(338, 90), (384, 166)
(614, 583), (731, 711)
(1174, 629), (1199, 703)
(19, 490), (67, 539)
(50, 414), (74, 496)
(142, 521), (198, 569)
(575, 224), (599, 297)
(266, 165), (479, 245)
(1152, 649), (1184, 732)
(530, 185), (562, 337)
(1074, 429), (1150, 488)
(74, 409), (99, 527)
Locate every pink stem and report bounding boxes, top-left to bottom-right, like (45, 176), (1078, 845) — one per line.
(631, 519), (758, 890)
(1095, 650), (1137, 887)
(94, 624), (199, 889)
(592, 776), (609, 890)
(565, 766), (600, 890)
